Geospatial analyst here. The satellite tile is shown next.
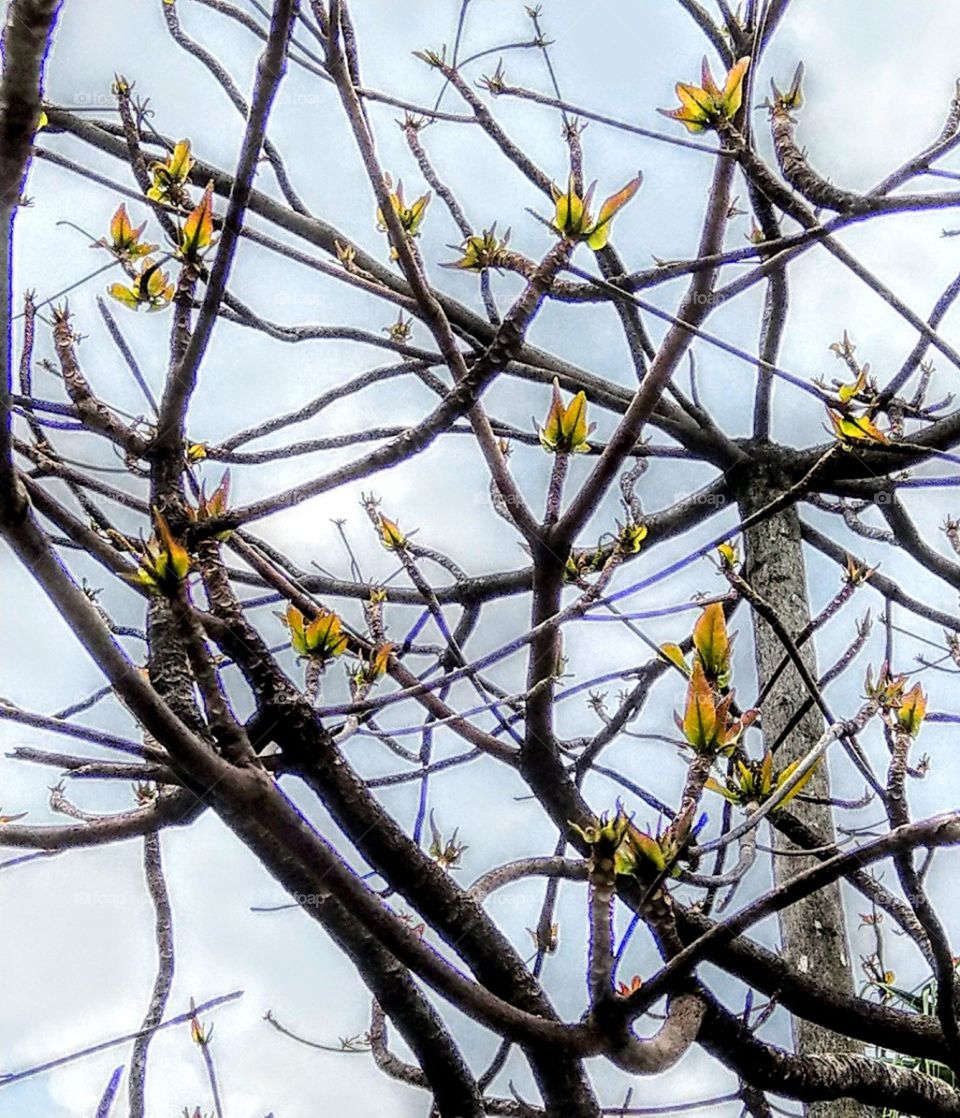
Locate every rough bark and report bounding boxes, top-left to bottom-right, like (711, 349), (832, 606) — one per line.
(737, 461), (868, 1118)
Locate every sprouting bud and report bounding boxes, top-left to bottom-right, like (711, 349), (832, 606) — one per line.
(125, 512), (191, 593)
(97, 203), (157, 261)
(549, 173), (641, 249)
(283, 604), (349, 662)
(659, 57), (750, 133)
(147, 139), (194, 205)
(538, 379), (594, 454)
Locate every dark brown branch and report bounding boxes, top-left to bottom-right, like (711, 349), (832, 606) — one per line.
(128, 831), (175, 1118)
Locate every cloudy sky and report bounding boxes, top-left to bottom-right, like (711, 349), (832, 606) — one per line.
(5, 1), (960, 1114)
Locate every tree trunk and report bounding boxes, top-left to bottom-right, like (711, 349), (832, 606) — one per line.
(737, 465), (869, 1118)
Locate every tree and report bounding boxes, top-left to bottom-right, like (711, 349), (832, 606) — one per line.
(3, 0), (960, 1114)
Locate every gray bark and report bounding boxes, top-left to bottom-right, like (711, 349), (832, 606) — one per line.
(738, 465), (869, 1118)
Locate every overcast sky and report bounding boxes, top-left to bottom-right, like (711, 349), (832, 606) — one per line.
(5, 1), (960, 1115)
